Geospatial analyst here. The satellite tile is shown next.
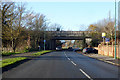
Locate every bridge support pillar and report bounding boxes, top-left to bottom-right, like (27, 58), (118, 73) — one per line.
(49, 40), (56, 50)
(83, 38), (87, 48)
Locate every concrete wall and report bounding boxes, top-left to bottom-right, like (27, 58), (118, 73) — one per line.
(98, 44), (120, 58)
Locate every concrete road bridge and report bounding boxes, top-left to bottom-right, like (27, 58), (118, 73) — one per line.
(47, 31), (91, 40)
(46, 31), (92, 50)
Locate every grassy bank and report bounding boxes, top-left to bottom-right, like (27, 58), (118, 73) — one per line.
(32, 50), (53, 56)
(2, 50), (29, 56)
(0, 57), (27, 68)
(2, 52), (21, 56)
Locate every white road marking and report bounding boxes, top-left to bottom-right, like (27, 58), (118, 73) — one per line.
(64, 52), (66, 56)
(64, 52), (68, 58)
(79, 69), (93, 80)
(68, 58), (70, 60)
(64, 52), (93, 80)
(64, 52), (76, 66)
(64, 53), (71, 61)
(71, 61), (77, 66)
(65, 54), (67, 57)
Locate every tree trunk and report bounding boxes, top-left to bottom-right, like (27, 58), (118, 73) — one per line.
(12, 39), (14, 52)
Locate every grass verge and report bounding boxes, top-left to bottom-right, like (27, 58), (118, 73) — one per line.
(0, 57), (27, 68)
(2, 52), (21, 56)
(2, 50), (29, 56)
(32, 50), (53, 56)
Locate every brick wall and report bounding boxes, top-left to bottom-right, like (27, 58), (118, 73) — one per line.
(98, 44), (120, 58)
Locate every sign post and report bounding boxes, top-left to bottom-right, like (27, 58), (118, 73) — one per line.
(44, 32), (46, 51)
(102, 33), (106, 44)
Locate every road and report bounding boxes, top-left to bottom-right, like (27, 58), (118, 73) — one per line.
(2, 51), (119, 80)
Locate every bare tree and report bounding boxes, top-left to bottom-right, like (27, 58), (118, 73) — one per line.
(2, 2), (29, 52)
(2, 2), (16, 49)
(26, 13), (49, 49)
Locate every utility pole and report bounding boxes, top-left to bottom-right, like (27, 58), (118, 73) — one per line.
(114, 0), (117, 59)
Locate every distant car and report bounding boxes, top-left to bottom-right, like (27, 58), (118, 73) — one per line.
(83, 48), (98, 54)
(73, 48), (82, 52)
(56, 46), (62, 51)
(93, 48), (98, 53)
(68, 47), (73, 51)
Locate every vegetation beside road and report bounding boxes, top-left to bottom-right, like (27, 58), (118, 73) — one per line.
(2, 50), (29, 56)
(2, 2), (62, 53)
(2, 52), (21, 56)
(0, 57), (27, 68)
(32, 50), (53, 56)
(1, 50), (53, 68)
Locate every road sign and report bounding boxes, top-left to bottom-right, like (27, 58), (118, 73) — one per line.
(102, 33), (106, 38)
(44, 40), (46, 42)
(105, 38), (110, 42)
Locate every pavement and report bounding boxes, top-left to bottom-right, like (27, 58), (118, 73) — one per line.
(2, 51), (120, 79)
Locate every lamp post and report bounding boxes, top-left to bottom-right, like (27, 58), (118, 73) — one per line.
(114, 0), (117, 59)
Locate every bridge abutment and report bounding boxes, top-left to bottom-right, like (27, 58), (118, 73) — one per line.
(49, 40), (56, 50)
(83, 38), (87, 48)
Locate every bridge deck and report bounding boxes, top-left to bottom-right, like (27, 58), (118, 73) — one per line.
(47, 31), (92, 37)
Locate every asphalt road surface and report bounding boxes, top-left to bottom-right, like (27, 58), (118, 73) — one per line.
(2, 51), (119, 80)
